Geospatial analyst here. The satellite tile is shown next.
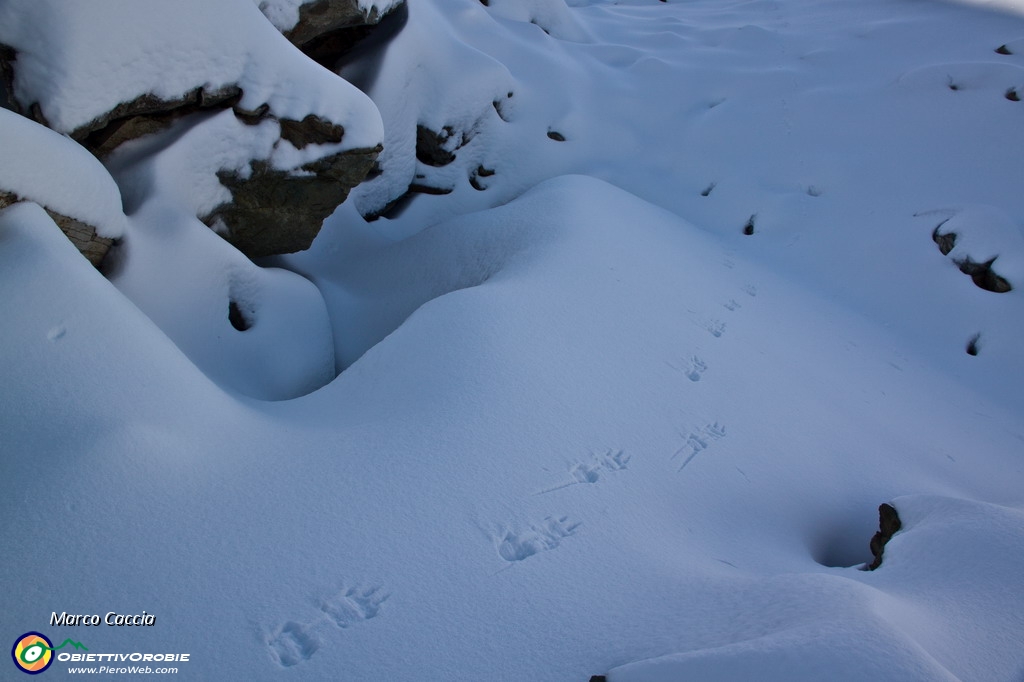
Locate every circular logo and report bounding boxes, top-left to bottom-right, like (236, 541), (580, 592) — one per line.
(11, 632), (53, 675)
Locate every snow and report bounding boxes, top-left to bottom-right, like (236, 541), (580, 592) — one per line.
(0, 109), (126, 237)
(3, 0), (1024, 680)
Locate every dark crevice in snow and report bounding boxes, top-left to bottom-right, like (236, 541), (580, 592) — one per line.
(967, 333), (981, 356)
(743, 214), (756, 235)
(470, 165), (496, 191)
(0, 44), (15, 112)
(332, 2), (409, 93)
(292, 1), (409, 73)
(995, 44), (1013, 55)
(228, 300), (253, 331)
(492, 92), (514, 122)
(700, 182), (716, 197)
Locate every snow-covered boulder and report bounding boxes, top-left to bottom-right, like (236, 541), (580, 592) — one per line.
(0, 108), (125, 266)
(0, 0), (384, 258)
(256, 0), (405, 67)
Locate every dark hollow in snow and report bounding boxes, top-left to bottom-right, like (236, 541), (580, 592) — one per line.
(743, 215), (756, 235)
(1005, 88), (1020, 102)
(547, 130), (566, 142)
(967, 333), (981, 356)
(810, 509), (877, 569)
(996, 44), (1013, 55)
(229, 300), (252, 331)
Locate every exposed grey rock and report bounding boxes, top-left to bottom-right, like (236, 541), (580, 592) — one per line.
(867, 503), (901, 570)
(277, 0), (406, 69)
(0, 191), (114, 267)
(415, 125), (459, 167)
(207, 143), (381, 258)
(285, 0), (378, 48)
(279, 113), (346, 149)
(932, 222), (1013, 293)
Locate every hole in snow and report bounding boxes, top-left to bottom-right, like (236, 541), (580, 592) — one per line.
(1005, 88), (1020, 102)
(743, 215), (756, 235)
(809, 509), (876, 569)
(700, 182), (716, 197)
(996, 44), (1013, 55)
(966, 333), (981, 356)
(228, 300), (252, 331)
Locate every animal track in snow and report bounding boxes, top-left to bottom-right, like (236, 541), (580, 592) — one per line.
(536, 450), (631, 494)
(269, 622), (321, 668)
(672, 422), (726, 471)
(321, 586), (388, 628)
(706, 320), (726, 338)
(267, 583), (388, 667)
(496, 516), (581, 562)
(684, 356), (708, 382)
(742, 284), (758, 297)
(723, 299), (741, 312)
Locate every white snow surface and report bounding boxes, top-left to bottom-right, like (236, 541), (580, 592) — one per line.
(3, 0), (1024, 680)
(0, 109), (126, 237)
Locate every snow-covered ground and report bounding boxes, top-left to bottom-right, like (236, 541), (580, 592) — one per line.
(3, 0), (1024, 679)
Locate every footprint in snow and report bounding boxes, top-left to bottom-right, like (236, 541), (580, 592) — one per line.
(685, 356), (708, 382)
(269, 622), (320, 668)
(495, 516), (580, 562)
(672, 422), (726, 471)
(321, 586), (388, 628)
(267, 583), (388, 668)
(536, 450), (631, 494)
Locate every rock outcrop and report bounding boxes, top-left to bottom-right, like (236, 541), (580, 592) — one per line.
(0, 191), (114, 267)
(209, 143), (380, 258)
(932, 221), (1013, 293)
(259, 0), (406, 68)
(867, 503), (902, 570)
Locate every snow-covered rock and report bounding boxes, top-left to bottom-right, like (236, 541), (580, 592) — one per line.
(256, 0), (406, 68)
(0, 0), (384, 257)
(0, 108), (125, 265)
